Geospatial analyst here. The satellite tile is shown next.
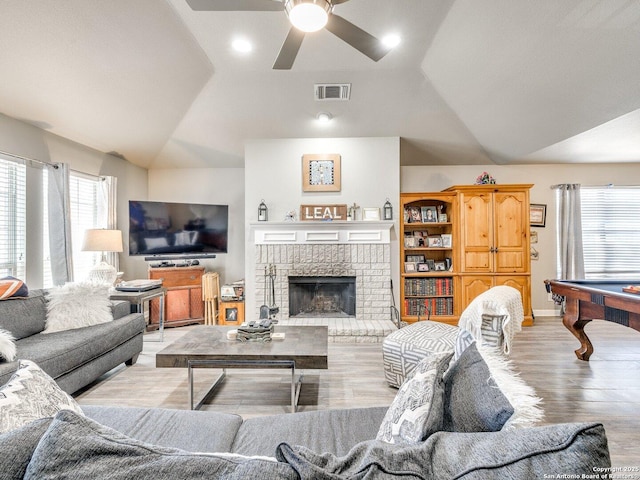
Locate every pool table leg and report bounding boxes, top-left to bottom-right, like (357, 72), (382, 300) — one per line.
(562, 297), (594, 361)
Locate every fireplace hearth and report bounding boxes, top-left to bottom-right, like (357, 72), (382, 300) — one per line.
(289, 276), (356, 318)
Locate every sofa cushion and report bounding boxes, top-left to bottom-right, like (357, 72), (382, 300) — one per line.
(24, 410), (298, 480)
(443, 342), (514, 432)
(232, 406), (388, 457)
(0, 290), (47, 340)
(0, 360), (84, 434)
(83, 405), (243, 454)
(10, 314), (145, 383)
(377, 351), (452, 445)
(276, 422), (610, 479)
(0, 418), (52, 479)
(44, 282), (113, 333)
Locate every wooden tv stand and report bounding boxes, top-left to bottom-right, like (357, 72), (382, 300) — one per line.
(148, 266), (205, 328)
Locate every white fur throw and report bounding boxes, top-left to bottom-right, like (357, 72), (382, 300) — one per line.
(0, 328), (16, 362)
(44, 282), (113, 334)
(477, 344), (544, 429)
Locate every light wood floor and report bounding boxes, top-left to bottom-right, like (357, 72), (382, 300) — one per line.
(75, 317), (640, 468)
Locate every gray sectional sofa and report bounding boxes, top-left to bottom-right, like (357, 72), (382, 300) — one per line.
(0, 288), (146, 393)
(0, 293), (611, 479)
(1, 342), (612, 479)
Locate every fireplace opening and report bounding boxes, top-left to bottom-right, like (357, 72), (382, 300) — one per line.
(288, 276), (356, 318)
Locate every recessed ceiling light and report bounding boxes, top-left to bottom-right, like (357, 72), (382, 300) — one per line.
(232, 38), (252, 53)
(382, 34), (401, 49)
(316, 112), (332, 123)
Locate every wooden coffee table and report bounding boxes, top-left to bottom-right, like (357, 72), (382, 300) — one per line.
(156, 325), (328, 411)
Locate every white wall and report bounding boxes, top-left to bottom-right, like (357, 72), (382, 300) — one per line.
(244, 137), (401, 319)
(147, 168), (245, 284)
(401, 163), (640, 316)
(0, 113), (148, 287)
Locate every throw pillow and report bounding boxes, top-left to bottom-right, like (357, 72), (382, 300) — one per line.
(475, 344), (544, 429)
(43, 282), (113, 333)
(443, 342), (514, 432)
(0, 276), (29, 300)
(0, 328), (16, 362)
(24, 410), (298, 480)
(0, 360), (84, 434)
(377, 351), (453, 445)
(452, 328), (475, 363)
(480, 313), (508, 349)
(0, 418), (52, 479)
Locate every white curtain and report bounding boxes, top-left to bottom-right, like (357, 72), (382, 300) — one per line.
(48, 163), (74, 285)
(555, 183), (585, 280)
(99, 176), (119, 272)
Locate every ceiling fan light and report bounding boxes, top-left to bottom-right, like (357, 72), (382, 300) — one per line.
(285, 0), (332, 33)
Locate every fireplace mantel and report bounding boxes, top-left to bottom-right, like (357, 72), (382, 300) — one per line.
(251, 221), (393, 245)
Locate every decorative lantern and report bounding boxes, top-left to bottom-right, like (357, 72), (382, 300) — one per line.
(258, 200), (268, 222)
(383, 198), (393, 221)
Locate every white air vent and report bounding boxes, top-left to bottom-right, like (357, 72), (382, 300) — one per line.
(314, 83), (351, 101)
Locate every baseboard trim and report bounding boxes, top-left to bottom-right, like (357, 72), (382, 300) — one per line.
(533, 308), (561, 317)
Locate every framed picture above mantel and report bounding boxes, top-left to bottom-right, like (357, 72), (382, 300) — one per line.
(302, 154), (341, 192)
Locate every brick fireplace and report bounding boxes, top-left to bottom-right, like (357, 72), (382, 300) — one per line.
(251, 221), (396, 342)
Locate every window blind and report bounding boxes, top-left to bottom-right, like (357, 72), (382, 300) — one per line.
(581, 186), (640, 279)
(0, 157), (26, 279)
(69, 174), (103, 282)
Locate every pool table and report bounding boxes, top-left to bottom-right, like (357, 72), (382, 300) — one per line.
(545, 279), (640, 361)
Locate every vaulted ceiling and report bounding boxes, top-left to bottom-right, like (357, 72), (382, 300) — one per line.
(1, 0), (639, 169)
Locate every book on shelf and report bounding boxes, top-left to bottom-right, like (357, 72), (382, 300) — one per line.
(404, 277), (453, 296)
(404, 297), (454, 316)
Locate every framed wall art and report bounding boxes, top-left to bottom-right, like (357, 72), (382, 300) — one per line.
(362, 207), (380, 221)
(302, 154), (341, 192)
(530, 204), (547, 227)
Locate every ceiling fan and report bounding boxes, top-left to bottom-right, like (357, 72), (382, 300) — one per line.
(186, 0), (393, 69)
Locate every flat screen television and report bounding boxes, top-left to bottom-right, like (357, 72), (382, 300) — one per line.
(128, 200), (228, 257)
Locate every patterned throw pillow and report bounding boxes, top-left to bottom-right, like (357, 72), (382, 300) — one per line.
(44, 282), (113, 333)
(0, 276), (29, 300)
(0, 360), (84, 434)
(452, 328), (475, 363)
(480, 313), (508, 349)
(377, 351), (453, 445)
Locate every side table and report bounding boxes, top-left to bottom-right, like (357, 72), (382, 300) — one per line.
(110, 287), (167, 342)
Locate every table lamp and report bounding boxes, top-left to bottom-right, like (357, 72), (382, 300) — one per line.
(82, 229), (123, 285)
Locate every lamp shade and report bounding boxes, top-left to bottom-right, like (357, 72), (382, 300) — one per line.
(82, 229), (123, 253)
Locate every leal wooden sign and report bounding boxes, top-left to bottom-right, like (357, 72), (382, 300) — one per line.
(300, 204), (348, 221)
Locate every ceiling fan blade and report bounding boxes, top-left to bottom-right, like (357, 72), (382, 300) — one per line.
(186, 0), (283, 11)
(325, 14), (391, 62)
(273, 27), (305, 70)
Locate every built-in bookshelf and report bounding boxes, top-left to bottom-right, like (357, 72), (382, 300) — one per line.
(400, 192), (458, 325)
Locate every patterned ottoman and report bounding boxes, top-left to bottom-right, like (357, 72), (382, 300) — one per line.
(382, 321), (458, 388)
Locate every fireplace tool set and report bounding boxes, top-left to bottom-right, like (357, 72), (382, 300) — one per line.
(259, 264), (279, 321)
